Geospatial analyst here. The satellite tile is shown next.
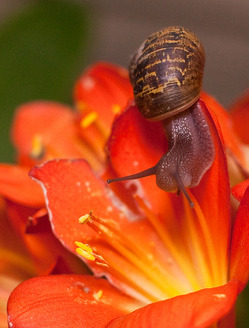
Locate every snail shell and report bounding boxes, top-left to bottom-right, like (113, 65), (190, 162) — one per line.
(107, 26), (214, 207)
(129, 26), (205, 121)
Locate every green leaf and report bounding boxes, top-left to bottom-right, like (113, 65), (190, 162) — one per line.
(236, 282), (249, 327)
(0, 0), (90, 162)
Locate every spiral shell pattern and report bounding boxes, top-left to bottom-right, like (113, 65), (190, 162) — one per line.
(129, 26), (205, 121)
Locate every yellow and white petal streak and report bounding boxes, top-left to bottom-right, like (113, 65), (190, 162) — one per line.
(75, 193), (227, 304)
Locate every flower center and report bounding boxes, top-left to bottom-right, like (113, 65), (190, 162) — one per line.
(75, 192), (227, 303)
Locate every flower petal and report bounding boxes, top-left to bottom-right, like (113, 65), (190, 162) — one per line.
(0, 203), (34, 328)
(107, 103), (174, 217)
(74, 63), (133, 168)
(29, 159), (135, 283)
(201, 92), (248, 187)
(0, 164), (44, 206)
(74, 62), (133, 129)
(29, 159), (125, 250)
(230, 89), (249, 144)
(230, 186), (249, 291)
(107, 281), (239, 328)
(7, 275), (141, 328)
(231, 179), (249, 201)
(201, 92), (245, 163)
(0, 275), (23, 328)
(11, 101), (99, 169)
(0, 201), (36, 279)
(29, 159), (184, 301)
(108, 99), (231, 287)
(191, 100), (229, 214)
(190, 100), (230, 284)
(4, 199), (87, 276)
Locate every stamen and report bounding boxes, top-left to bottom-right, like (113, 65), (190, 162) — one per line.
(78, 110), (110, 163)
(182, 196), (215, 288)
(75, 241), (109, 266)
(75, 235), (163, 302)
(80, 112), (98, 128)
(30, 134), (44, 159)
(77, 212), (192, 298)
(187, 195), (227, 285)
(75, 242), (96, 261)
(78, 213), (92, 224)
(135, 195), (202, 291)
(76, 100), (109, 142)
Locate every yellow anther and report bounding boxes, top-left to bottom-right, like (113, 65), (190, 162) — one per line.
(78, 214), (91, 224)
(75, 242), (93, 253)
(80, 112), (98, 128)
(30, 134), (44, 159)
(76, 248), (95, 261)
(112, 104), (121, 114)
(93, 290), (103, 300)
(75, 242), (95, 261)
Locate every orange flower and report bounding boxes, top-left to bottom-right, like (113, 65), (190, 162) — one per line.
(230, 89), (249, 145)
(6, 91), (249, 327)
(0, 62), (133, 327)
(229, 90), (249, 203)
(201, 92), (249, 187)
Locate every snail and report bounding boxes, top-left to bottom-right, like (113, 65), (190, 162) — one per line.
(107, 26), (215, 207)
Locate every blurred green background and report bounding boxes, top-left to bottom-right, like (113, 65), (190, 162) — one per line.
(0, 0), (90, 162)
(0, 0), (248, 326)
(0, 0), (248, 163)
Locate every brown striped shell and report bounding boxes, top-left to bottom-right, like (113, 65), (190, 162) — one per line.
(129, 26), (205, 121)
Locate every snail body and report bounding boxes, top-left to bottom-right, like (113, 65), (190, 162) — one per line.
(107, 26), (215, 206)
